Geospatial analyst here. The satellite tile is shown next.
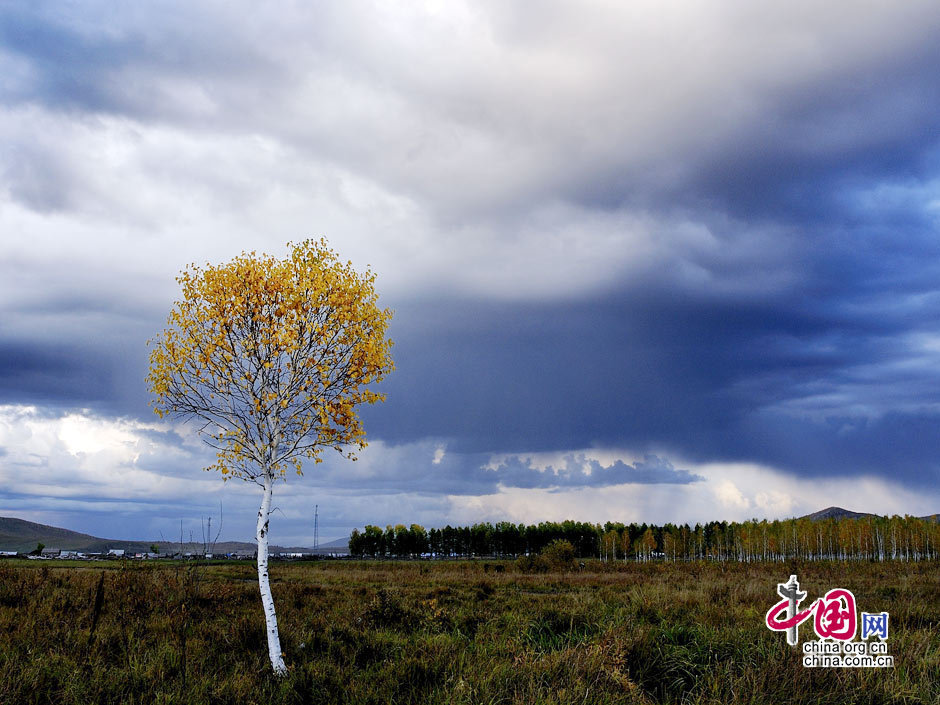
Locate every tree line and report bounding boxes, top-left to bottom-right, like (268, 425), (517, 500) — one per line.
(349, 515), (940, 561)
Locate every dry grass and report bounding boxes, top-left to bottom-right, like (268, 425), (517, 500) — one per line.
(0, 559), (936, 704)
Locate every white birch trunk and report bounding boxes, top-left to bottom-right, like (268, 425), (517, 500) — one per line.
(257, 472), (287, 675)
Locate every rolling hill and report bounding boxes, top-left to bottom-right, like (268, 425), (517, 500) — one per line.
(0, 517), (151, 554)
(799, 506), (939, 521)
(800, 506), (877, 521)
(0, 516), (347, 554)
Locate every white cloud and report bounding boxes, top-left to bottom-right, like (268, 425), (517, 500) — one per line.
(57, 412), (144, 458)
(0, 404), (211, 501)
(0, 404), (364, 543)
(715, 480), (750, 511)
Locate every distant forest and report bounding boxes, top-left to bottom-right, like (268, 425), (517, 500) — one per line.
(349, 515), (940, 561)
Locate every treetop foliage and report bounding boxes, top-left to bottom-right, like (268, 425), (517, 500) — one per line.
(147, 239), (394, 483)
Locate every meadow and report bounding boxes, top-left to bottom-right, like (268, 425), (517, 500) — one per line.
(0, 558), (936, 704)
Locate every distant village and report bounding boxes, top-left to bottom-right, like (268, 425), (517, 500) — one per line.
(0, 547), (348, 561)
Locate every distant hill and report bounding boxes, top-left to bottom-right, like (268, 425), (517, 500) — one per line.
(800, 506), (940, 522)
(800, 506), (877, 521)
(0, 516), (348, 554)
(317, 536), (351, 550)
(0, 517), (151, 554)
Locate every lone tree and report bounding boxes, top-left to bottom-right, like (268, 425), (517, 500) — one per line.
(147, 239), (393, 674)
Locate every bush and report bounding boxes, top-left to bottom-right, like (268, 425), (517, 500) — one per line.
(514, 554), (548, 573)
(363, 588), (417, 631)
(540, 539), (577, 571)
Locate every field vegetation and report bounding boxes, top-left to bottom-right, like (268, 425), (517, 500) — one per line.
(0, 558), (936, 704)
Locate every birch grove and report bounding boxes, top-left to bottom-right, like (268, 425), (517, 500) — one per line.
(349, 515), (940, 562)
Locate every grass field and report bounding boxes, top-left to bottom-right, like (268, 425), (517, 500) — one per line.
(0, 558), (936, 704)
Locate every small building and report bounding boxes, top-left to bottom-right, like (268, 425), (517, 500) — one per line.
(107, 549), (125, 557)
(41, 548), (61, 558)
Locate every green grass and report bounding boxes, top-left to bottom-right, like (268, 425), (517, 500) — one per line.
(0, 559), (936, 704)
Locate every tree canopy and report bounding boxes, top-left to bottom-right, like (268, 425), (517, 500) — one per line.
(147, 239), (394, 481)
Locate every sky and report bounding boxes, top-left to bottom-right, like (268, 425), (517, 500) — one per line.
(1, 1), (940, 546)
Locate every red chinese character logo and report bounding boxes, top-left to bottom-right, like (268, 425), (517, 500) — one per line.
(813, 588), (856, 640)
(766, 577), (858, 645)
(765, 596), (815, 630)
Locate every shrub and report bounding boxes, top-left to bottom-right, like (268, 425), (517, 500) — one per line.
(541, 539), (577, 571)
(363, 588), (417, 631)
(514, 554), (548, 573)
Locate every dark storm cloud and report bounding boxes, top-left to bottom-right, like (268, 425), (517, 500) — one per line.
(0, 312), (158, 417)
(362, 293), (826, 451)
(0, 341), (112, 405)
(671, 51), (940, 225)
(362, 282), (940, 489)
(726, 410), (940, 482)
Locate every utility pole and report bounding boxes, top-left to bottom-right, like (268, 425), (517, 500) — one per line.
(314, 504), (319, 550)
